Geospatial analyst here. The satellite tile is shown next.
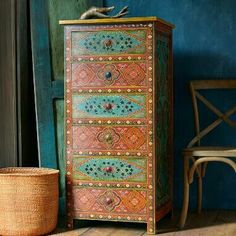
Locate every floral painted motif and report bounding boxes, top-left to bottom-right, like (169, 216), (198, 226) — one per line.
(72, 126), (148, 151)
(73, 188), (147, 214)
(72, 94), (146, 118)
(73, 157), (146, 182)
(97, 128), (120, 148)
(72, 62), (147, 87)
(97, 191), (121, 212)
(72, 30), (146, 55)
(97, 64), (120, 85)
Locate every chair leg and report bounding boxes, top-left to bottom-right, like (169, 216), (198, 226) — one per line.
(179, 155), (190, 229)
(197, 164), (202, 214)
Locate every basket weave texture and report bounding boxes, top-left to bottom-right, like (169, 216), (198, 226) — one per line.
(0, 167), (59, 236)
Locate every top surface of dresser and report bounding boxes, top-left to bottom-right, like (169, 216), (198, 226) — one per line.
(59, 16), (175, 28)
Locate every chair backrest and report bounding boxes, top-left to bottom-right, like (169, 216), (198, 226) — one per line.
(188, 80), (236, 147)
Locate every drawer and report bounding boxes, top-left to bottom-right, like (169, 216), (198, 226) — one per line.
(71, 29), (147, 56)
(71, 61), (147, 87)
(72, 125), (148, 152)
(72, 156), (147, 183)
(72, 94), (147, 119)
(73, 187), (147, 215)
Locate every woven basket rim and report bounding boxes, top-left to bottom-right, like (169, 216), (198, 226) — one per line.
(0, 167), (59, 176)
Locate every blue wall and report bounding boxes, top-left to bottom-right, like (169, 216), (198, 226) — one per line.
(104, 0), (236, 209)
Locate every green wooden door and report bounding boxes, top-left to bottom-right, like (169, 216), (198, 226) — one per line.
(30, 0), (103, 215)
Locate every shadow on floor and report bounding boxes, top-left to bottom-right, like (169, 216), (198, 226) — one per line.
(51, 210), (236, 235)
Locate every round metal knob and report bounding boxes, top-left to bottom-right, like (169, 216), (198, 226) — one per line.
(104, 166), (113, 173)
(106, 197), (113, 205)
(105, 134), (112, 141)
(105, 71), (112, 79)
(104, 103), (113, 110)
(104, 39), (113, 47)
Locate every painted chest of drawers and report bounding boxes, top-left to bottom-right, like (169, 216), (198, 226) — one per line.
(60, 17), (174, 234)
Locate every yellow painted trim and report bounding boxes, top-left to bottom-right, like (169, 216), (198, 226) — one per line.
(59, 16), (175, 28)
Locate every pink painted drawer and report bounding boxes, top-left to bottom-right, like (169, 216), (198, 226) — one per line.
(71, 61), (148, 88)
(72, 126), (148, 152)
(73, 187), (147, 218)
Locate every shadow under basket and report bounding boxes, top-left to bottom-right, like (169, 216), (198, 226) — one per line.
(0, 167), (59, 236)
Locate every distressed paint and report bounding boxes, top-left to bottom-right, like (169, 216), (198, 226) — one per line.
(155, 33), (171, 207)
(55, 100), (65, 209)
(30, 0), (57, 169)
(72, 126), (148, 151)
(73, 156), (146, 182)
(72, 30), (146, 55)
(73, 187), (147, 216)
(71, 61), (148, 87)
(72, 94), (146, 118)
(63, 19), (173, 234)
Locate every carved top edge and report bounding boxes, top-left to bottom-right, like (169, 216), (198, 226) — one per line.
(59, 16), (175, 29)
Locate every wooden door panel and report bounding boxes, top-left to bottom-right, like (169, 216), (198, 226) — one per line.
(30, 0), (103, 215)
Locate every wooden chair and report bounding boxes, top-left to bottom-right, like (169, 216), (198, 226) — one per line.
(179, 80), (236, 228)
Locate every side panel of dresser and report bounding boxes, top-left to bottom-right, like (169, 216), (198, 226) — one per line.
(154, 23), (173, 221)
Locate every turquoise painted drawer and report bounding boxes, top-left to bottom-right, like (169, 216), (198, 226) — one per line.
(72, 94), (147, 119)
(72, 156), (147, 183)
(71, 29), (147, 56)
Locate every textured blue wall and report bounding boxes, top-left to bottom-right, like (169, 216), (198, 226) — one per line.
(104, 0), (236, 209)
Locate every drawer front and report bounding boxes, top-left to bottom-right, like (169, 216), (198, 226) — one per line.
(73, 187), (147, 215)
(71, 29), (147, 56)
(72, 94), (146, 119)
(72, 126), (148, 152)
(71, 61), (147, 88)
(72, 156), (147, 183)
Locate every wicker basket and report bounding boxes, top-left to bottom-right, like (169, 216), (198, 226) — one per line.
(0, 167), (59, 236)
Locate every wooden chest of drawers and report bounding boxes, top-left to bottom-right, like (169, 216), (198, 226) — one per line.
(60, 17), (174, 234)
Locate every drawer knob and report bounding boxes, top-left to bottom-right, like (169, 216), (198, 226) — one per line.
(106, 197), (113, 205)
(105, 71), (112, 79)
(104, 166), (113, 173)
(104, 39), (113, 47)
(105, 134), (112, 141)
(104, 103), (113, 110)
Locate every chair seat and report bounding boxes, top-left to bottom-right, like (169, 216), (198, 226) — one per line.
(183, 146), (236, 157)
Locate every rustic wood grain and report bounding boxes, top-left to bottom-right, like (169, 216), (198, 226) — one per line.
(50, 227), (90, 236)
(52, 211), (236, 236)
(30, 0), (58, 169)
(0, 0), (17, 167)
(108, 226), (145, 236)
(80, 226), (116, 236)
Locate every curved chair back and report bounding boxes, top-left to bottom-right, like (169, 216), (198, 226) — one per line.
(188, 80), (236, 147)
